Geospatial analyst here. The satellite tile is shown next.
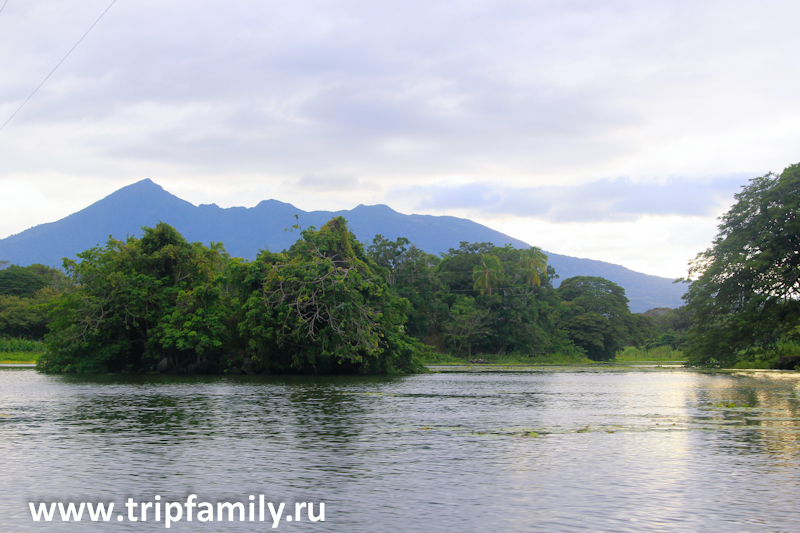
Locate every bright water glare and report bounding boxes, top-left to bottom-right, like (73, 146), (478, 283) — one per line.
(2, 367), (800, 532)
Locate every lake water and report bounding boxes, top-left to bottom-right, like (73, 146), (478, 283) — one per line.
(2, 367), (800, 532)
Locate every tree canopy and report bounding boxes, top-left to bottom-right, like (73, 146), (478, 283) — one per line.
(38, 223), (231, 373)
(39, 219), (426, 374)
(683, 163), (800, 365)
(0, 264), (65, 339)
(234, 217), (425, 374)
(555, 276), (648, 361)
(34, 216), (663, 373)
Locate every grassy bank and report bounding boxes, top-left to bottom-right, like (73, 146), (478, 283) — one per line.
(419, 351), (593, 366)
(614, 346), (684, 362)
(0, 337), (45, 364)
(422, 346), (687, 366)
(0, 352), (39, 364)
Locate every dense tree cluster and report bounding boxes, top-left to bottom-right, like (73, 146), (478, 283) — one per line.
(367, 237), (652, 361)
(38, 224), (232, 373)
(19, 217), (660, 374)
(231, 218), (423, 374)
(37, 219), (427, 374)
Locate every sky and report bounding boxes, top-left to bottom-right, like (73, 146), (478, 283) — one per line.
(1, 0), (799, 279)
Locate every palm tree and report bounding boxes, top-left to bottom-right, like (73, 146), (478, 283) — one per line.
(518, 248), (548, 288)
(472, 254), (503, 295)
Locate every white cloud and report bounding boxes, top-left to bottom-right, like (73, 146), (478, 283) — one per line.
(407, 174), (748, 222)
(1, 0), (798, 276)
(486, 215), (720, 279)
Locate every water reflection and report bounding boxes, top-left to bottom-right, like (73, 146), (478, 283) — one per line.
(1, 369), (800, 532)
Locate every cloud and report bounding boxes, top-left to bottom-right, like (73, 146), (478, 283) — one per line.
(295, 174), (360, 191)
(1, 0), (800, 276)
(411, 174), (748, 222)
(3, 0), (800, 184)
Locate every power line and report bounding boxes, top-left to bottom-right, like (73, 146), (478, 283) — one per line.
(0, 0), (9, 16)
(0, 0), (118, 132)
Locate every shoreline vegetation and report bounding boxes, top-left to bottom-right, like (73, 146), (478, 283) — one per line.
(2, 343), (791, 369)
(2, 163), (800, 374)
(0, 342), (789, 370)
(0, 337), (45, 364)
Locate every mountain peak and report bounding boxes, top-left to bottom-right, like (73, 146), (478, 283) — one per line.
(352, 203), (397, 214)
(115, 178), (166, 195)
(0, 181), (685, 311)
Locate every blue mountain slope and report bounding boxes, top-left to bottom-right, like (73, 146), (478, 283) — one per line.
(0, 179), (685, 312)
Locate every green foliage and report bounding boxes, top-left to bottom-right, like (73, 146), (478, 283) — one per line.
(0, 352), (40, 363)
(38, 223), (232, 373)
(0, 336), (46, 353)
(683, 163), (800, 366)
(391, 245), (445, 339)
(640, 306), (691, 350)
(387, 241), (587, 360)
(0, 290), (53, 338)
(366, 236), (446, 339)
(0, 264), (64, 297)
(417, 351), (465, 364)
(436, 241), (494, 295)
(643, 306), (692, 332)
(556, 276), (649, 361)
(0, 264), (66, 339)
(732, 359), (772, 369)
(472, 254), (503, 295)
(34, 215), (665, 373)
(517, 248), (548, 288)
(367, 234), (410, 286)
(615, 345), (684, 361)
(236, 217), (426, 374)
(443, 296), (490, 356)
(418, 349), (591, 365)
(441, 244), (559, 356)
(728, 339), (799, 369)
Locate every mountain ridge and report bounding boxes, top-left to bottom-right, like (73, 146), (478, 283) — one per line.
(0, 179), (686, 312)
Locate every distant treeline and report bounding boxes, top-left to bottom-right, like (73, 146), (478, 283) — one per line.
(0, 262), (66, 339)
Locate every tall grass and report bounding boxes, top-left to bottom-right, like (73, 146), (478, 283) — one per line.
(419, 351), (593, 365)
(615, 346), (684, 361)
(731, 340), (800, 369)
(0, 352), (40, 363)
(0, 337), (46, 353)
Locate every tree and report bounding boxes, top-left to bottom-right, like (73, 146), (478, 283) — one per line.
(0, 264), (66, 338)
(518, 248), (548, 288)
(39, 223), (232, 373)
(472, 254), (503, 295)
(0, 290), (55, 338)
(0, 264), (64, 297)
(366, 234), (410, 286)
(443, 296), (490, 356)
(683, 163), (800, 365)
(236, 217), (426, 374)
(390, 245), (445, 339)
(642, 307), (692, 350)
(556, 276), (634, 361)
(436, 242), (494, 295)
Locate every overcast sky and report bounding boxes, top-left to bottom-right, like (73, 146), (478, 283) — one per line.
(1, 0), (798, 278)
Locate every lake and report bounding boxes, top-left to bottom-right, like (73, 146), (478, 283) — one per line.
(2, 367), (800, 532)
